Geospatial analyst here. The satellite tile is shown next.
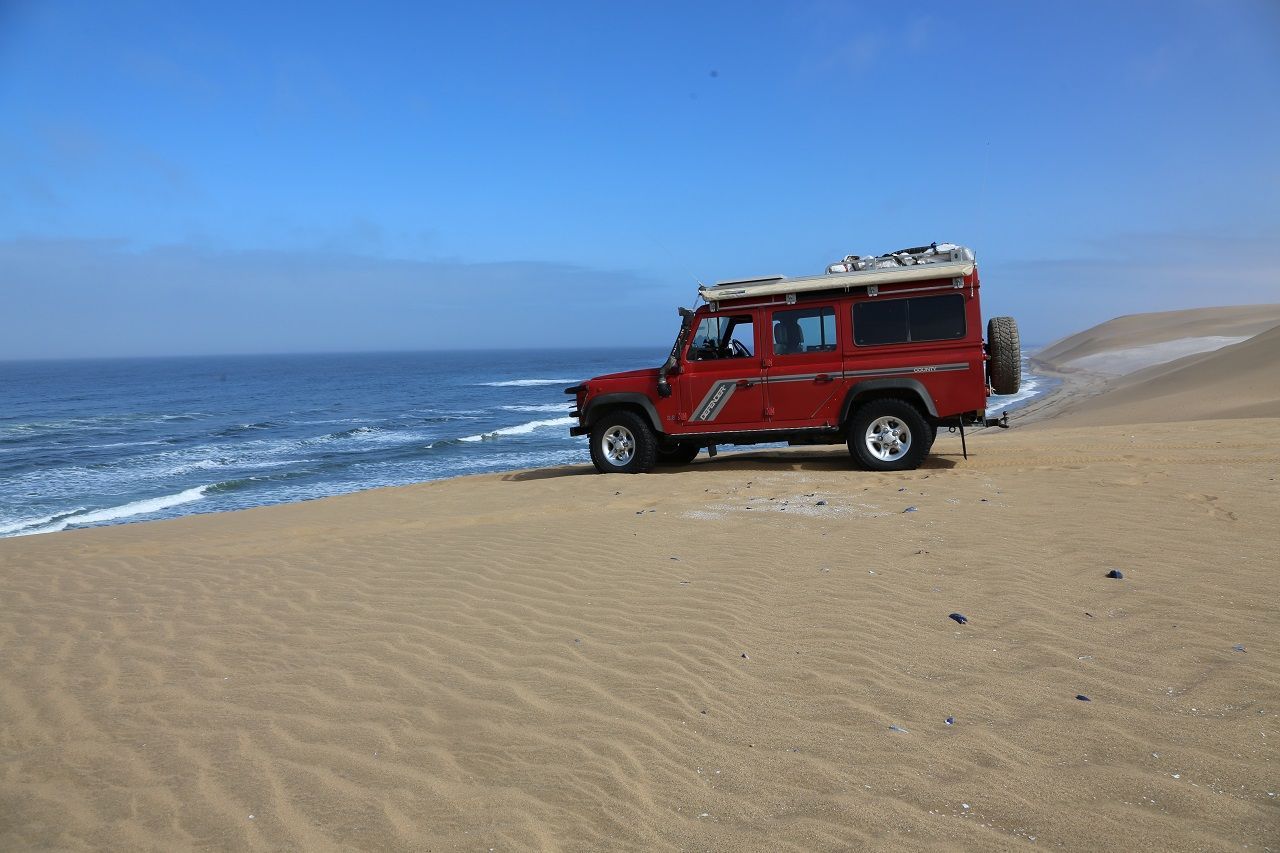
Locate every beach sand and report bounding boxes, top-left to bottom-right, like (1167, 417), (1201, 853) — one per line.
(3, 307), (1278, 851)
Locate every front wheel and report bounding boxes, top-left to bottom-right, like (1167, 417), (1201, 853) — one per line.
(847, 399), (933, 471)
(589, 410), (658, 474)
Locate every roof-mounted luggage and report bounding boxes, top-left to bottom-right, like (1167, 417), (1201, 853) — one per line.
(699, 242), (975, 303)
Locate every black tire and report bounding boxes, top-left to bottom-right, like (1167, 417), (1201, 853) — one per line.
(987, 316), (1021, 395)
(655, 442), (700, 466)
(847, 398), (933, 472)
(588, 410), (658, 474)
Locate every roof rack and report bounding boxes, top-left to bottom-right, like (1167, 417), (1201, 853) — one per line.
(699, 243), (975, 303)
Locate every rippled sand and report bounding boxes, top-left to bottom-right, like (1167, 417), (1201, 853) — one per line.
(3, 414), (1278, 850)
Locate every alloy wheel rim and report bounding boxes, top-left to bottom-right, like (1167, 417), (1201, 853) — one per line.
(865, 416), (911, 461)
(603, 425), (636, 465)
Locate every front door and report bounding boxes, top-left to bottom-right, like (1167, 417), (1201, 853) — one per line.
(678, 311), (766, 431)
(764, 304), (844, 427)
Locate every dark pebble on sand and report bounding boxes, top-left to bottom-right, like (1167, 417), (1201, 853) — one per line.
(1106, 569), (1124, 579)
(741, 652), (749, 659)
(1076, 694), (1091, 702)
(945, 716), (955, 726)
(816, 500), (827, 506)
(948, 612), (968, 625)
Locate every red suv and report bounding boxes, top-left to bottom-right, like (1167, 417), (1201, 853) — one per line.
(566, 244), (1020, 473)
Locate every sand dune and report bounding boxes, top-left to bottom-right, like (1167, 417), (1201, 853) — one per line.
(1043, 324), (1280, 425)
(3, 308), (1280, 850)
(1025, 304), (1280, 427)
(1036, 304), (1280, 368)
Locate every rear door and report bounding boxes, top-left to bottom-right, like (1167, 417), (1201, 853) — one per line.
(763, 303), (844, 427)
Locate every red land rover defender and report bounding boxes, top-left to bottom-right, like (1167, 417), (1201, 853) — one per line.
(566, 243), (1020, 473)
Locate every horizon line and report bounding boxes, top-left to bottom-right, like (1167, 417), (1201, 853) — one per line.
(0, 344), (674, 365)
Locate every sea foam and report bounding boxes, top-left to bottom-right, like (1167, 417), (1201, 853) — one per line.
(14, 486), (211, 536)
(460, 417), (576, 442)
(500, 404), (571, 413)
(479, 378), (577, 387)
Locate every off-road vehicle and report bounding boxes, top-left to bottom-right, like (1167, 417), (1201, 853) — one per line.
(565, 243), (1020, 473)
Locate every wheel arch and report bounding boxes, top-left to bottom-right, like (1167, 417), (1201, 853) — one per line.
(582, 393), (664, 435)
(839, 379), (938, 426)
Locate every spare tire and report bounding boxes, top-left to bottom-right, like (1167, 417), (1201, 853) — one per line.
(987, 316), (1021, 395)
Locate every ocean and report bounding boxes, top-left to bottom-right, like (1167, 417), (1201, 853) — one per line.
(0, 348), (1053, 537)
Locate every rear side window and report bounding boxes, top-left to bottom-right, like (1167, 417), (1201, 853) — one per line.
(771, 306), (836, 355)
(853, 294), (966, 346)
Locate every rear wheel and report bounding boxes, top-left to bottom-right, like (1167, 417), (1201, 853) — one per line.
(847, 399), (933, 471)
(987, 316), (1021, 395)
(656, 442), (700, 466)
(589, 410), (658, 474)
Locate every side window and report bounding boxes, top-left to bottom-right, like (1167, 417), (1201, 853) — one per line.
(909, 294), (967, 341)
(688, 314), (754, 360)
(852, 300), (908, 346)
(853, 294), (965, 346)
(771, 306), (837, 356)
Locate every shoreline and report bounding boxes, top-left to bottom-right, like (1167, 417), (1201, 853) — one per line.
(3, 359), (1062, 541)
(0, 318), (1263, 542)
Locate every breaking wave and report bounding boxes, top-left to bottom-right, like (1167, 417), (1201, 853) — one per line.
(10, 486), (211, 536)
(478, 378), (576, 387)
(460, 417), (576, 442)
(500, 404), (570, 413)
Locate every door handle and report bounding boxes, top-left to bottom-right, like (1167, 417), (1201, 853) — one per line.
(814, 374), (833, 383)
(736, 379), (754, 388)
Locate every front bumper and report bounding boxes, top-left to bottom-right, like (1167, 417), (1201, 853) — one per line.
(564, 384), (589, 436)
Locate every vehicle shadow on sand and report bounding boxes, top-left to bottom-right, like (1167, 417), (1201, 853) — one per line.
(501, 449), (959, 482)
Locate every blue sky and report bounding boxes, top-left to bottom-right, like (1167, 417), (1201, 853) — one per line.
(2, 1), (1277, 358)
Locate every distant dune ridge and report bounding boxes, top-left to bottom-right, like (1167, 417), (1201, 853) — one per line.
(2, 305), (1279, 850)
(1031, 303), (1280, 425)
(1035, 303), (1280, 367)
